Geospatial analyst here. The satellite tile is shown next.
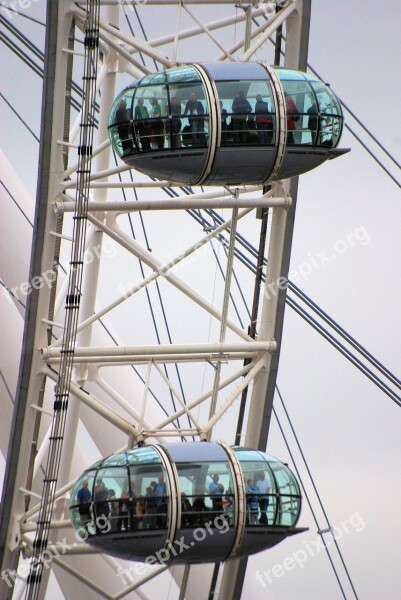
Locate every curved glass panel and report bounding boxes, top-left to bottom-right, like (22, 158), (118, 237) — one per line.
(174, 82), (208, 149)
(311, 81), (343, 147)
(238, 458), (277, 527)
(166, 65), (201, 84)
(94, 468), (129, 533)
(70, 448), (169, 536)
(126, 446), (161, 465)
(70, 472), (97, 537)
(275, 68), (309, 81)
(202, 61), (267, 82)
(280, 80), (317, 145)
(132, 83), (168, 151)
(233, 448), (265, 462)
(233, 448), (301, 528)
(276, 71), (343, 147)
(125, 78), (209, 151)
(176, 461), (234, 529)
(215, 80), (276, 146)
(139, 71), (167, 86)
(269, 462), (301, 526)
(108, 88), (136, 157)
(101, 453), (129, 467)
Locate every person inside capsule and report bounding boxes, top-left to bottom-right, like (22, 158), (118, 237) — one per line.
(134, 97), (151, 151)
(254, 93), (273, 145)
(285, 92), (298, 144)
(149, 96), (164, 149)
(115, 99), (132, 154)
(107, 65), (345, 186)
(231, 89), (252, 144)
(170, 96), (182, 148)
(184, 91), (205, 146)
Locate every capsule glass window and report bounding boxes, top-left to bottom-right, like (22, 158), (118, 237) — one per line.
(236, 456), (277, 527)
(311, 81), (343, 147)
(108, 89), (135, 157)
(132, 84), (169, 151)
(165, 65), (201, 85)
(166, 65), (206, 150)
(176, 461), (234, 529)
(215, 80), (275, 147)
(129, 463), (169, 530)
(70, 471), (96, 535)
(177, 82), (209, 149)
(278, 80), (314, 145)
(269, 461), (301, 526)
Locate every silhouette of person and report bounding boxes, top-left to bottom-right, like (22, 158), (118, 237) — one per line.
(307, 102), (318, 143)
(115, 99), (132, 154)
(156, 475), (167, 527)
(255, 470), (271, 525)
(255, 94), (273, 144)
(245, 479), (259, 525)
(149, 97), (164, 149)
(143, 486), (157, 529)
(108, 488), (118, 532)
(285, 92), (298, 144)
(118, 490), (131, 531)
(170, 96), (182, 148)
(77, 479), (92, 529)
(209, 473), (224, 517)
(231, 89), (251, 144)
(94, 480), (109, 531)
(134, 97), (151, 150)
(219, 100), (229, 144)
(184, 91), (205, 146)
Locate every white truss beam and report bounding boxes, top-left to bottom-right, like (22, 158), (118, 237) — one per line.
(57, 196), (291, 213)
(43, 366), (139, 438)
(43, 341), (274, 363)
(240, 0), (298, 61)
(155, 361), (256, 429)
(1, 2), (312, 599)
(89, 215), (254, 341)
(49, 204), (255, 347)
(148, 5), (273, 51)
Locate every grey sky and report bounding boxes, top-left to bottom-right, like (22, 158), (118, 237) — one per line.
(1, 1), (400, 599)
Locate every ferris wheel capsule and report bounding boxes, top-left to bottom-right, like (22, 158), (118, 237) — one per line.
(69, 442), (305, 564)
(108, 62), (348, 186)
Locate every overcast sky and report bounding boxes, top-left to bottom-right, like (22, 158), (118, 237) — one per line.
(1, 1), (401, 599)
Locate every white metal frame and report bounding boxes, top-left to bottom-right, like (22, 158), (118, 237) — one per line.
(0, 2), (308, 599)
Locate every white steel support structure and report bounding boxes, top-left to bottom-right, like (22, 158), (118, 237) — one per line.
(219, 4), (311, 597)
(0, 2), (311, 599)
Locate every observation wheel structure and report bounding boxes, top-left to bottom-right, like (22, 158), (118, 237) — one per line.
(2, 1), (384, 600)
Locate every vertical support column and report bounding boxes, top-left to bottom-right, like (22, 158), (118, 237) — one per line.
(256, 0), (311, 450)
(218, 2), (311, 599)
(245, 184), (288, 446)
(56, 4), (119, 494)
(0, 2), (73, 598)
